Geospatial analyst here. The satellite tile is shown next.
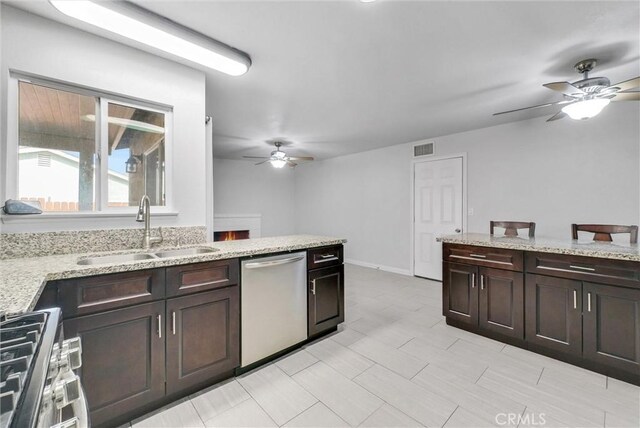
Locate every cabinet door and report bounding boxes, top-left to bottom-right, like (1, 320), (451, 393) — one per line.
(166, 259), (239, 297)
(308, 265), (345, 337)
(525, 274), (582, 356)
(166, 287), (240, 396)
(442, 262), (478, 326)
(64, 301), (165, 427)
(583, 282), (640, 376)
(478, 268), (524, 339)
(58, 269), (165, 318)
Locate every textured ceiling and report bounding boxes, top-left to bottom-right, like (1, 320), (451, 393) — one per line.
(7, 1), (640, 160)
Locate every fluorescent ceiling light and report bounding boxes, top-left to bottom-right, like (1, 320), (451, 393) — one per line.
(81, 114), (165, 134)
(561, 99), (610, 120)
(49, 1), (251, 76)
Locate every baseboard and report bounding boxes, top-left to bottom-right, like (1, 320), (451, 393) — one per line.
(344, 258), (412, 276)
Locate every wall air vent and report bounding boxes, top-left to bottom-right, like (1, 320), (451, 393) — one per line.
(413, 141), (435, 158)
(37, 153), (51, 167)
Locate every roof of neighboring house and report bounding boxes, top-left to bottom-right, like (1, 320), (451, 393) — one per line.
(19, 147), (129, 183)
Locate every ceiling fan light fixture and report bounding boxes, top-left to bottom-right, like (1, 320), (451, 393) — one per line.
(49, 0), (251, 76)
(561, 99), (610, 120)
(270, 159), (287, 169)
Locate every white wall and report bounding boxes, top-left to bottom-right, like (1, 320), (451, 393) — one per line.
(0, 5), (206, 232)
(213, 158), (296, 237)
(295, 102), (640, 273)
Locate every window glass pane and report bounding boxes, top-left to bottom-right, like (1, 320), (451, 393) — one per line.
(107, 103), (166, 207)
(18, 81), (97, 211)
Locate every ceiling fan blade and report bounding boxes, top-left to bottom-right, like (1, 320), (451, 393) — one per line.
(243, 156), (269, 159)
(254, 160), (269, 165)
(543, 81), (585, 96)
(287, 156), (315, 161)
(493, 100), (572, 116)
(612, 91), (640, 101)
(611, 77), (640, 92)
(286, 160), (298, 167)
(546, 111), (567, 122)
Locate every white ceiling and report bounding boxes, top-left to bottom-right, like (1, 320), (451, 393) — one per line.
(6, 1), (640, 160)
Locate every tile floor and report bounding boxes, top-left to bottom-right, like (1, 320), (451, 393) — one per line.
(131, 264), (640, 428)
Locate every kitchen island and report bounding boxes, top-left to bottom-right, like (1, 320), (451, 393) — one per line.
(440, 233), (640, 386)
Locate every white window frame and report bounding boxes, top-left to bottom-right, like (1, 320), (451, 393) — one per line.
(4, 72), (175, 218)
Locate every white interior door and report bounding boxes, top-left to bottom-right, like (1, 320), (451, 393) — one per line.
(414, 157), (463, 280)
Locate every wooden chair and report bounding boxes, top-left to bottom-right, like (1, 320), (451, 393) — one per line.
(571, 224), (638, 244)
(490, 221), (536, 238)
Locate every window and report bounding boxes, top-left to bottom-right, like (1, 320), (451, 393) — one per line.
(15, 78), (170, 213)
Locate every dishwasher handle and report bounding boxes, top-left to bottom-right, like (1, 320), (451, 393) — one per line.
(244, 255), (305, 269)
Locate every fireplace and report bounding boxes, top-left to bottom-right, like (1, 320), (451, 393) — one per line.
(213, 214), (261, 242)
(214, 230), (250, 241)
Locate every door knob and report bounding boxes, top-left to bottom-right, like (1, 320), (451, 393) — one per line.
(455, 229), (461, 233)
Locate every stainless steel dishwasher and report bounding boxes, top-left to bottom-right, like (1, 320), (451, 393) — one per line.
(241, 251), (307, 367)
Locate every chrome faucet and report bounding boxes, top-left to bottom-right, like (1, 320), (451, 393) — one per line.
(136, 195), (163, 250)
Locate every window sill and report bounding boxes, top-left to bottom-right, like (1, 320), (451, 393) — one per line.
(1, 211), (179, 224)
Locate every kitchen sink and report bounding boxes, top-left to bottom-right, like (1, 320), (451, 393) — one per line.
(77, 247), (219, 265)
(154, 247), (219, 258)
(77, 253), (158, 265)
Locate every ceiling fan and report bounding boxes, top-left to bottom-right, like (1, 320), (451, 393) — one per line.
(494, 59), (639, 122)
(242, 142), (315, 168)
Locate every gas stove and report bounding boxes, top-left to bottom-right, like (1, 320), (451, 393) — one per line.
(0, 309), (88, 428)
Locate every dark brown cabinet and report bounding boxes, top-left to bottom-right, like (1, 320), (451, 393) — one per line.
(582, 282), (640, 375)
(478, 267), (523, 339)
(57, 268), (165, 317)
(166, 287), (240, 396)
(308, 264), (344, 337)
(443, 243), (640, 385)
(307, 245), (343, 270)
(442, 262), (478, 326)
(525, 275), (640, 382)
(525, 274), (582, 356)
(49, 259), (241, 427)
(63, 301), (166, 427)
(443, 260), (524, 340)
(166, 259), (239, 297)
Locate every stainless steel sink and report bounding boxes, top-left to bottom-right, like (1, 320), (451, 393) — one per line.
(77, 253), (157, 265)
(154, 247), (219, 258)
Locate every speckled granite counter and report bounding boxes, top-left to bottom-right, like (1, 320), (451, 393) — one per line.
(438, 233), (640, 262)
(0, 235), (345, 316)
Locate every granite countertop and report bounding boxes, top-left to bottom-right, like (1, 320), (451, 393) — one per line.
(438, 233), (640, 262)
(0, 235), (346, 316)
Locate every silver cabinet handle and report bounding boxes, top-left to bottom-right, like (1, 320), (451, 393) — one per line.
(471, 273), (476, 288)
(244, 255), (304, 269)
(172, 311), (176, 335)
(469, 254), (487, 259)
(480, 274), (485, 290)
(573, 290), (577, 309)
(569, 265), (596, 272)
(311, 279), (316, 295)
(587, 292), (592, 312)
(316, 254), (339, 263)
(157, 314), (162, 338)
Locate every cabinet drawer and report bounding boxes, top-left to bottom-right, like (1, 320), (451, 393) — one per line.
(525, 252), (640, 288)
(444, 244), (523, 272)
(308, 245), (343, 270)
(58, 269), (165, 318)
(166, 259), (239, 297)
